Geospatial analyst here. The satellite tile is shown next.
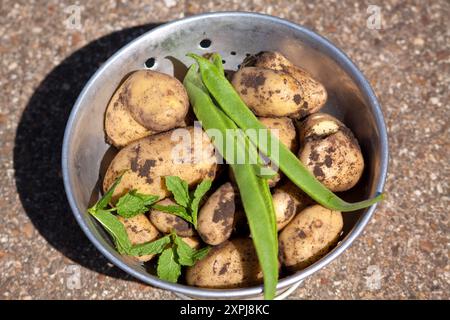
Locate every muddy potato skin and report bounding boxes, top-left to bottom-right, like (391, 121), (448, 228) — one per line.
(181, 236), (202, 249)
(298, 113), (364, 192)
(186, 238), (263, 288)
(279, 205), (343, 270)
(232, 67), (307, 118)
(118, 214), (160, 262)
(103, 127), (218, 202)
(105, 87), (154, 148)
(272, 190), (296, 231)
(254, 51), (327, 115)
(118, 70), (189, 132)
(149, 199), (195, 237)
(273, 181), (314, 231)
(197, 183), (236, 245)
(258, 117), (298, 152)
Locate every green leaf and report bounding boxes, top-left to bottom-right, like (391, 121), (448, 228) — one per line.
(191, 246), (211, 262)
(190, 179), (213, 227)
(96, 171), (126, 210)
(174, 235), (196, 266)
(157, 247), (181, 283)
(165, 176), (190, 208)
(89, 208), (132, 254)
(128, 235), (171, 257)
(174, 235), (211, 267)
(116, 190), (158, 218)
(139, 193), (160, 206)
(152, 204), (192, 223)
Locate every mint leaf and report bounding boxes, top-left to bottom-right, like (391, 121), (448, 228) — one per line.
(128, 235), (170, 257)
(191, 246), (210, 261)
(89, 208), (131, 254)
(174, 235), (210, 266)
(96, 171), (126, 210)
(116, 190), (158, 218)
(157, 247), (181, 283)
(174, 235), (196, 266)
(165, 176), (190, 207)
(190, 179), (212, 227)
(152, 204), (192, 223)
(139, 193), (159, 206)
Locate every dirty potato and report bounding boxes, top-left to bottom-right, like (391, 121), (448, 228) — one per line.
(115, 70), (189, 132)
(181, 236), (202, 250)
(272, 189), (297, 231)
(253, 51), (327, 114)
(103, 126), (218, 202)
(258, 116), (298, 152)
(118, 214), (160, 262)
(197, 183), (236, 245)
(149, 198), (195, 237)
(232, 67), (307, 118)
(273, 181), (313, 231)
(104, 87), (154, 148)
(279, 205), (343, 270)
(186, 238), (264, 288)
(298, 113), (364, 191)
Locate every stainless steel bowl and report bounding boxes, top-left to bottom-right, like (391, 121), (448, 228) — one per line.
(62, 12), (388, 299)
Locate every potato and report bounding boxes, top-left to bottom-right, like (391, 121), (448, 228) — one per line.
(272, 181), (313, 231)
(232, 67), (307, 118)
(115, 70), (189, 132)
(276, 181), (314, 209)
(118, 214), (160, 262)
(279, 205), (343, 270)
(258, 117), (298, 152)
(197, 183), (236, 245)
(103, 126), (218, 202)
(104, 87), (154, 148)
(253, 51), (327, 115)
(149, 198), (195, 237)
(298, 113), (364, 191)
(181, 236), (202, 250)
(186, 238), (263, 288)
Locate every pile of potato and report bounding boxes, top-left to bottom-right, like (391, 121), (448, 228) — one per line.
(102, 51), (365, 289)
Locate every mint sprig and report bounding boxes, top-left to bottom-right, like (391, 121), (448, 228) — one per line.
(157, 232), (210, 283)
(87, 174), (210, 284)
(116, 190), (159, 218)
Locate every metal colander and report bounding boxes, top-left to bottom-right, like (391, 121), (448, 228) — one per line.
(62, 12), (388, 299)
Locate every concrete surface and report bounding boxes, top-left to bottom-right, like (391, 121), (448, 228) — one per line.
(0, 0), (448, 299)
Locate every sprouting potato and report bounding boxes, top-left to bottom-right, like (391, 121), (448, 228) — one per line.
(253, 51), (327, 115)
(231, 67), (307, 118)
(279, 205), (343, 270)
(186, 238), (264, 288)
(149, 198), (195, 237)
(103, 126), (218, 202)
(298, 113), (364, 192)
(118, 214), (160, 262)
(115, 70), (189, 132)
(197, 183), (236, 245)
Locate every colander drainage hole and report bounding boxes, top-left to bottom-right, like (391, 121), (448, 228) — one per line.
(230, 51), (236, 55)
(199, 39), (212, 49)
(145, 57), (156, 69)
(222, 59), (226, 64)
